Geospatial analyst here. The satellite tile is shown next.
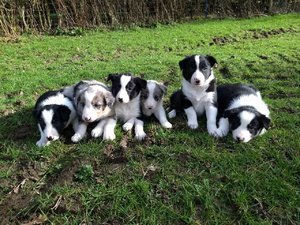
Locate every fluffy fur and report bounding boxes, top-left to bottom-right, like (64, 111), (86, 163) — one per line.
(107, 73), (147, 140)
(33, 90), (77, 147)
(140, 80), (172, 128)
(168, 54), (218, 134)
(63, 80), (116, 142)
(213, 84), (271, 142)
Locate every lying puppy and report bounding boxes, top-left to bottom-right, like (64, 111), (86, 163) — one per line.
(33, 90), (77, 147)
(140, 80), (172, 128)
(168, 54), (218, 134)
(107, 73), (147, 140)
(63, 80), (115, 142)
(214, 84), (271, 142)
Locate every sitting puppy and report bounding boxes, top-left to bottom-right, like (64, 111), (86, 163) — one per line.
(63, 80), (115, 142)
(140, 80), (172, 128)
(213, 83), (271, 142)
(33, 90), (77, 147)
(168, 54), (218, 134)
(107, 73), (147, 140)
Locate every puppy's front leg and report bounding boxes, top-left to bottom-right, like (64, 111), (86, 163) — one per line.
(206, 104), (218, 135)
(184, 107), (198, 129)
(134, 118), (146, 140)
(103, 117), (117, 140)
(91, 120), (106, 138)
(215, 117), (229, 137)
(71, 122), (87, 142)
(36, 125), (49, 147)
(122, 118), (135, 131)
(154, 104), (172, 128)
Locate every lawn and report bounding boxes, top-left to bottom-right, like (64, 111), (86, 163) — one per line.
(0, 14), (299, 224)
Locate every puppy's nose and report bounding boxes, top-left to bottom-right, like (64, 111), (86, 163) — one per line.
(118, 97), (123, 103)
(195, 79), (200, 85)
(148, 106), (153, 110)
(236, 137), (244, 142)
(84, 116), (91, 122)
(47, 136), (54, 141)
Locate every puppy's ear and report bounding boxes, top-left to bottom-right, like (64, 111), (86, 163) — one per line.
(158, 83), (167, 94)
(259, 115), (271, 130)
(179, 57), (189, 71)
(32, 108), (40, 119)
(206, 55), (218, 68)
(224, 108), (239, 119)
(134, 77), (147, 89)
(107, 74), (117, 82)
(58, 106), (71, 121)
(105, 91), (115, 108)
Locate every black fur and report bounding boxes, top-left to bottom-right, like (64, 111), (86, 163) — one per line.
(179, 55), (217, 83)
(107, 73), (147, 100)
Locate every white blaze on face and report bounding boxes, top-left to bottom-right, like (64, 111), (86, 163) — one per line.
(232, 111), (255, 143)
(191, 55), (205, 86)
(143, 82), (158, 111)
(117, 75), (131, 103)
(41, 109), (59, 141)
(81, 90), (96, 122)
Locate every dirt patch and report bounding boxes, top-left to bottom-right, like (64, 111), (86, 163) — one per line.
(103, 142), (128, 164)
(0, 192), (36, 225)
(9, 124), (34, 140)
(210, 27), (297, 46)
(219, 66), (232, 78)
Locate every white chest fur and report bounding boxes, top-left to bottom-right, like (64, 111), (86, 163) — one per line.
(182, 79), (215, 115)
(114, 95), (141, 122)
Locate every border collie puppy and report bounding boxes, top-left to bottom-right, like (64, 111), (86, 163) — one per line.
(214, 84), (271, 142)
(63, 80), (115, 142)
(168, 55), (218, 134)
(107, 73), (147, 140)
(33, 90), (77, 147)
(140, 80), (172, 128)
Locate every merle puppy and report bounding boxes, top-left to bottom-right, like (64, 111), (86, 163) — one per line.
(33, 90), (77, 147)
(63, 80), (116, 142)
(214, 84), (271, 142)
(107, 73), (147, 140)
(168, 54), (218, 134)
(140, 80), (172, 128)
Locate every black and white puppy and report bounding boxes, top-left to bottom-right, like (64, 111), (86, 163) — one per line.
(33, 90), (77, 147)
(214, 84), (271, 142)
(140, 80), (172, 128)
(107, 73), (147, 140)
(63, 80), (115, 142)
(168, 55), (218, 134)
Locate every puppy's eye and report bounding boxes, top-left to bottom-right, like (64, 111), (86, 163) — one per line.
(126, 83), (134, 91)
(154, 95), (159, 101)
(94, 103), (102, 109)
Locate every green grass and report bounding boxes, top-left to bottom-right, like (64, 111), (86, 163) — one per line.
(0, 14), (299, 224)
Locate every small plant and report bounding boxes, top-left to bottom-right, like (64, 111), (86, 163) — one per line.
(74, 164), (94, 183)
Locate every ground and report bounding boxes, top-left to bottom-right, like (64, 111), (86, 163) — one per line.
(0, 14), (299, 225)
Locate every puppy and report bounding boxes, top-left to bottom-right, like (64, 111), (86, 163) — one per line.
(33, 90), (77, 147)
(168, 54), (218, 134)
(213, 84), (271, 142)
(63, 80), (115, 142)
(107, 73), (147, 140)
(140, 80), (172, 128)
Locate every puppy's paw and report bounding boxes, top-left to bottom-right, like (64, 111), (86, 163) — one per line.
(208, 128), (226, 138)
(188, 122), (198, 129)
(36, 139), (48, 147)
(103, 130), (116, 141)
(135, 131), (146, 141)
(122, 122), (133, 131)
(91, 127), (103, 138)
(71, 133), (84, 143)
(162, 121), (172, 129)
(168, 110), (176, 118)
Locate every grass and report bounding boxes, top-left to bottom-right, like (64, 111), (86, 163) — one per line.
(0, 13), (299, 224)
